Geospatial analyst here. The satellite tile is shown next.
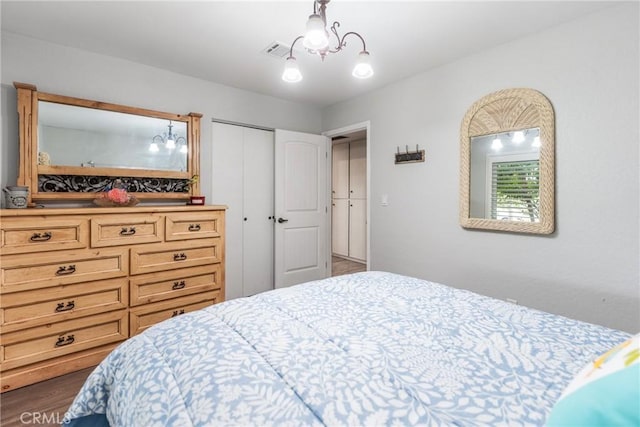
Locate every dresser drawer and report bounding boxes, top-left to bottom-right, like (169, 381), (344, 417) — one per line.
(129, 292), (220, 336)
(130, 238), (222, 275)
(1, 217), (88, 255)
(130, 264), (221, 306)
(1, 278), (128, 332)
(165, 211), (224, 241)
(0, 310), (128, 371)
(1, 249), (128, 293)
(91, 214), (163, 247)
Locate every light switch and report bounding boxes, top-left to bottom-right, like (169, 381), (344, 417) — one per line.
(381, 194), (389, 206)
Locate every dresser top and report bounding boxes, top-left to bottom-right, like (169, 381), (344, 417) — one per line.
(0, 205), (227, 217)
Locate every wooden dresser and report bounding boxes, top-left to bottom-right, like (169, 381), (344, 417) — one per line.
(0, 205), (225, 392)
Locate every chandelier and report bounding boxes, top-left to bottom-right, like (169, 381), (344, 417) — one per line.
(149, 121), (187, 153)
(282, 0), (373, 83)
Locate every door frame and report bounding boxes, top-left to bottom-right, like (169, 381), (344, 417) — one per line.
(323, 121), (371, 275)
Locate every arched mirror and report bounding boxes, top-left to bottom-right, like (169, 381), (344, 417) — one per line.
(460, 88), (555, 234)
(14, 82), (201, 203)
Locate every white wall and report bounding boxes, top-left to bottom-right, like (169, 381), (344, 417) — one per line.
(0, 32), (323, 201)
(322, 4), (639, 333)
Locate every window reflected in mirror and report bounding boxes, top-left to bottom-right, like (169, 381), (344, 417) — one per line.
(469, 128), (540, 222)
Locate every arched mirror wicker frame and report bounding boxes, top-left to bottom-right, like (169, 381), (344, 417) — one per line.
(460, 88), (555, 234)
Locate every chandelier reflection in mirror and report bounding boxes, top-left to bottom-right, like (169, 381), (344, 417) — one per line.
(150, 121), (187, 154)
(282, 0), (373, 83)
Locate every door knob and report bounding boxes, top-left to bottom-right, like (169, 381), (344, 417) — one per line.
(277, 217), (289, 223)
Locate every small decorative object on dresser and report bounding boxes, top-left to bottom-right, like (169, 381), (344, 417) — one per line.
(2, 186), (29, 209)
(93, 179), (139, 207)
(189, 196), (206, 205)
(0, 205), (226, 392)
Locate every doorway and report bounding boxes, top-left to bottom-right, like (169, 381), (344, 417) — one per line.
(212, 121), (330, 297)
(325, 123), (370, 277)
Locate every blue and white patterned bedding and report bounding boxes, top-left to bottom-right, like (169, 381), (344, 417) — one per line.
(64, 271), (630, 426)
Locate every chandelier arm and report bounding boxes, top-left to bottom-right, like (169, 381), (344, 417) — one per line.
(340, 31), (368, 52)
(287, 35), (305, 59)
(282, 0), (372, 81)
(152, 135), (164, 144)
(329, 21), (343, 51)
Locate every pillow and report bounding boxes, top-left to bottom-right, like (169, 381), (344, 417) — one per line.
(546, 333), (639, 426)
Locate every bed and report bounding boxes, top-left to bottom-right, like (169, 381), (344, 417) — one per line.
(64, 271), (632, 426)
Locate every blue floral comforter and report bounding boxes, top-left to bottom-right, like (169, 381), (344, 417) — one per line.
(64, 272), (629, 426)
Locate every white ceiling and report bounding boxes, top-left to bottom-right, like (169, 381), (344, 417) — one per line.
(1, 1), (615, 107)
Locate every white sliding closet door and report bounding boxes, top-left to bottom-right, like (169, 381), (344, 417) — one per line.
(242, 128), (274, 297)
(212, 123), (243, 299)
(212, 122), (274, 299)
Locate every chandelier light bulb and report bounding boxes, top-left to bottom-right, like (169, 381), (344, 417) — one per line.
(303, 14), (329, 50)
(512, 131), (525, 144)
(352, 51), (374, 79)
(152, 121), (184, 151)
(282, 57), (303, 82)
(180, 144), (188, 154)
(282, 0), (371, 82)
(532, 136), (541, 148)
(491, 136), (503, 150)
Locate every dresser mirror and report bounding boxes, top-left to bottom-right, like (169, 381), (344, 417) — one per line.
(39, 101), (189, 172)
(460, 88), (555, 234)
(14, 82), (201, 203)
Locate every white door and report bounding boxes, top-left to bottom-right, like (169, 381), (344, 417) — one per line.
(212, 122), (244, 300)
(349, 140), (367, 199)
(274, 129), (329, 288)
(332, 142), (349, 198)
(349, 198), (367, 261)
(332, 198), (349, 257)
(212, 122), (274, 299)
(242, 128), (274, 296)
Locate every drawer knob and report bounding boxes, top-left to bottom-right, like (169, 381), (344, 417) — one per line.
(119, 227), (136, 236)
(173, 253), (187, 261)
(172, 280), (186, 290)
(54, 334), (75, 347)
(54, 300), (75, 312)
(30, 231), (52, 242)
(56, 265), (76, 276)
(171, 309), (186, 317)
(188, 224), (201, 232)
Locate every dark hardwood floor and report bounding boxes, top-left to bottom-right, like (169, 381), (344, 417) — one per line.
(332, 255), (366, 276)
(0, 367), (93, 427)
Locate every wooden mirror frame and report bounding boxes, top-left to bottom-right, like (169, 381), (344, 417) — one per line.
(14, 82), (201, 204)
(460, 88), (555, 234)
